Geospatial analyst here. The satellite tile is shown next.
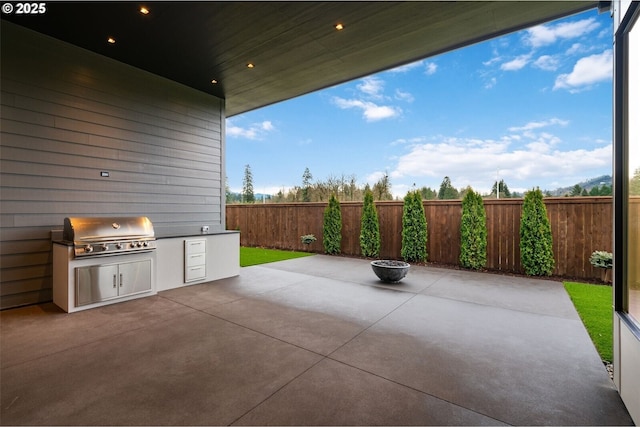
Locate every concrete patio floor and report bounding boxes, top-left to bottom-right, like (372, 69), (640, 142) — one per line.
(0, 255), (633, 426)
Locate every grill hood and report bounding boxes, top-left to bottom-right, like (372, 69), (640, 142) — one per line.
(64, 217), (155, 242)
(63, 217), (156, 257)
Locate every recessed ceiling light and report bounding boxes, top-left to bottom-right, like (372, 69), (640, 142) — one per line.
(211, 79), (218, 84)
(335, 23), (344, 31)
(139, 6), (149, 15)
(107, 37), (116, 44)
(247, 63), (255, 68)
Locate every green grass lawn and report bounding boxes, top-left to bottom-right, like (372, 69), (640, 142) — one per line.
(240, 246), (314, 267)
(564, 281), (613, 362)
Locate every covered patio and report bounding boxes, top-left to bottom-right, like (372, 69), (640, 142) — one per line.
(0, 256), (632, 425)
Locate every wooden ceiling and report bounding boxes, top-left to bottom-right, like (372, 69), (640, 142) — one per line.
(3, 1), (596, 116)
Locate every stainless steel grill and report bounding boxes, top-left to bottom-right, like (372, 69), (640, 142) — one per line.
(63, 216), (157, 257)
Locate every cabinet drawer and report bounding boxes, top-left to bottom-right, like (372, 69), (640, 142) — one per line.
(186, 252), (206, 267)
(185, 239), (206, 255)
(185, 265), (206, 282)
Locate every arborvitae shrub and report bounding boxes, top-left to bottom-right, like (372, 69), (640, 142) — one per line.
(323, 194), (342, 254)
(360, 190), (381, 258)
(520, 188), (555, 276)
(401, 191), (427, 262)
(459, 189), (487, 270)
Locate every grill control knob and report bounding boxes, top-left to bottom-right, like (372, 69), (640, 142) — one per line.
(101, 244), (109, 251)
(137, 242), (143, 247)
(130, 242), (137, 249)
(115, 243), (123, 250)
(84, 245), (93, 253)
(142, 241), (149, 247)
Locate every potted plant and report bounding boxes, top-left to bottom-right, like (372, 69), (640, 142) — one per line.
(300, 234), (317, 251)
(589, 250), (613, 283)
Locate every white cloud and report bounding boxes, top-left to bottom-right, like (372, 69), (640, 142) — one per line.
(483, 56), (502, 67)
(526, 141), (553, 153)
(226, 119), (276, 140)
(227, 125), (256, 139)
(533, 55), (560, 71)
(508, 118), (569, 132)
(484, 77), (497, 89)
(332, 97), (401, 122)
(525, 18), (600, 48)
(391, 137), (426, 146)
(366, 171), (388, 185)
(554, 50), (612, 91)
(389, 136), (611, 190)
(385, 115), (610, 195)
(387, 60), (424, 73)
(363, 105), (401, 121)
(357, 76), (385, 98)
(501, 54), (532, 71)
(395, 89), (414, 103)
(566, 43), (584, 55)
(333, 75), (404, 121)
(425, 62), (438, 75)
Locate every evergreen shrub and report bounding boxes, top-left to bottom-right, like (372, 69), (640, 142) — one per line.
(520, 188), (555, 276)
(323, 194), (342, 254)
(459, 189), (487, 270)
(360, 190), (381, 258)
(401, 191), (427, 262)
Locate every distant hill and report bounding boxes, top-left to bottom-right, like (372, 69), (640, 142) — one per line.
(549, 175), (612, 196)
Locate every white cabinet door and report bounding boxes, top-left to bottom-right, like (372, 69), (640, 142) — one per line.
(118, 259), (152, 296)
(76, 260), (152, 306)
(76, 264), (119, 306)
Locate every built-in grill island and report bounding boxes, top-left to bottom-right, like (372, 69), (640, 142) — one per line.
(53, 217), (157, 313)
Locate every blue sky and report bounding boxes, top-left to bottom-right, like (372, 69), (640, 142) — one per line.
(226, 8), (613, 198)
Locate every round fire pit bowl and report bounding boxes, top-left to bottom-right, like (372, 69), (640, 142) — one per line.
(371, 260), (410, 283)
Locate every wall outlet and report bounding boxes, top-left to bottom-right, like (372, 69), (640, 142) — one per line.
(201, 225), (210, 233)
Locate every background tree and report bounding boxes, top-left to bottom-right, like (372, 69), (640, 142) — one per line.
(459, 189), (487, 270)
(372, 173), (393, 200)
(570, 184), (583, 196)
(302, 167), (313, 202)
(418, 186), (437, 200)
(273, 189), (286, 203)
(225, 176), (233, 204)
(491, 179), (512, 198)
(438, 176), (459, 199)
(345, 174), (359, 201)
(599, 184), (612, 196)
(323, 194), (342, 254)
(520, 188), (555, 276)
(630, 168), (640, 196)
(458, 186), (473, 200)
(242, 164), (255, 203)
(401, 191), (428, 262)
(360, 190), (381, 258)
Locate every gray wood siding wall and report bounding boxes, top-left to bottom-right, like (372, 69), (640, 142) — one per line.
(1, 23), (225, 309)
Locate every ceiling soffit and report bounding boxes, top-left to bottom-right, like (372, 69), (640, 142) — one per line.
(2, 2), (596, 116)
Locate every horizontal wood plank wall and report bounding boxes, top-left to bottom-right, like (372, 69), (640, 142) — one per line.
(1, 23), (225, 309)
(226, 197), (613, 280)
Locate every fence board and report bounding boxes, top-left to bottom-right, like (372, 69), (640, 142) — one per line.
(226, 197), (613, 280)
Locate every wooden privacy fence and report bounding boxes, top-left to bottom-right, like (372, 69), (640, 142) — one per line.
(226, 197), (613, 280)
